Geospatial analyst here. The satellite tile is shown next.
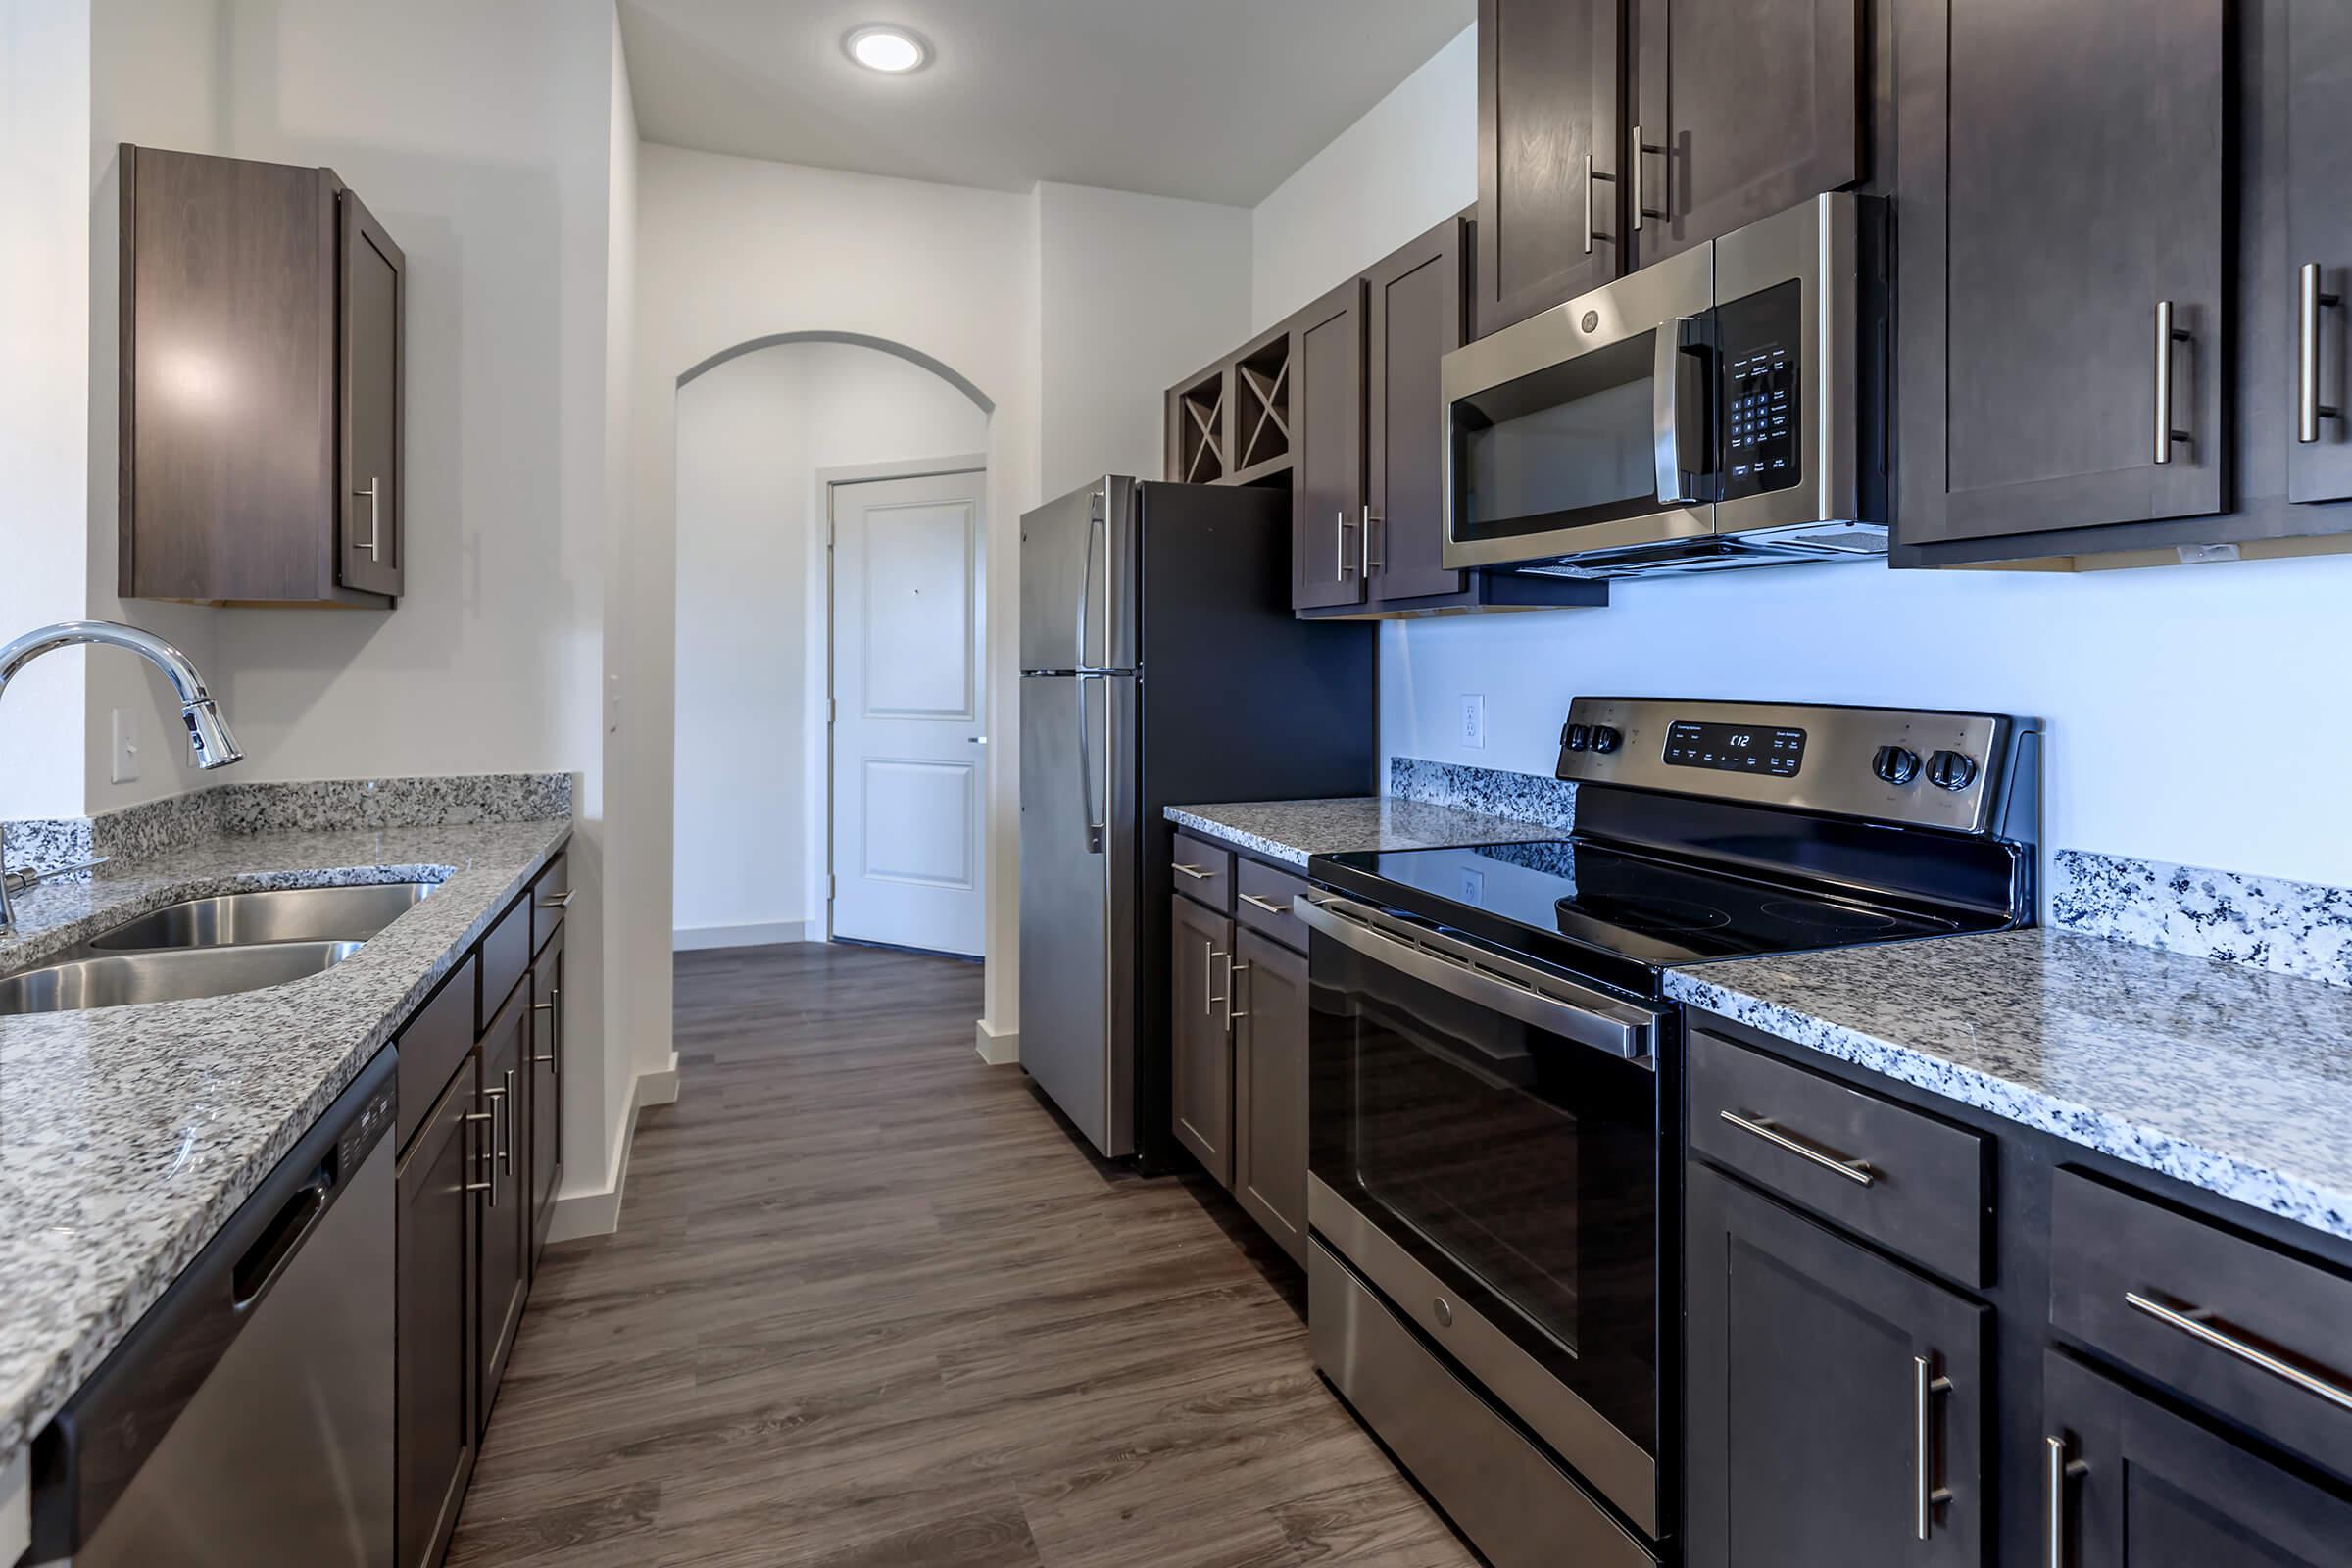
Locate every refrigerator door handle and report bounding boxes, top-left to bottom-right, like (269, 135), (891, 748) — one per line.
(1077, 672), (1105, 854)
(1076, 494), (1103, 671)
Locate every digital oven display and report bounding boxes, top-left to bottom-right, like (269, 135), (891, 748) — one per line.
(1663, 721), (1805, 778)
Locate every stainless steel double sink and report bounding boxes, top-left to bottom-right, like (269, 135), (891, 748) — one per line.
(0, 883), (435, 1017)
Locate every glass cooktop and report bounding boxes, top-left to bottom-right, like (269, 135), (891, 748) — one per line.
(1311, 838), (2009, 999)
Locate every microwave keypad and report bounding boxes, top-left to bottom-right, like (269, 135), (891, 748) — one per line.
(1717, 279), (1802, 500)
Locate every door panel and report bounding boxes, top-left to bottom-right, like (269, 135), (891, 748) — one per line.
(338, 185), (402, 598)
(1631, 0), (1861, 268)
(832, 469), (988, 955)
(1476, 0), (1623, 338)
(2287, 4), (2352, 503)
(1293, 280), (1367, 610)
(1169, 895), (1234, 1185)
(1896, 0), (2227, 544)
(477, 993), (528, 1430)
(528, 927), (563, 1266)
(1233, 929), (1308, 1262)
(1367, 219), (1470, 605)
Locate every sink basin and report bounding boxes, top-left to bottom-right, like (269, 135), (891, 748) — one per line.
(0, 942), (366, 1016)
(85, 883), (434, 951)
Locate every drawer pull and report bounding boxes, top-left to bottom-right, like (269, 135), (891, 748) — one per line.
(540, 890), (575, 908)
(1914, 1354), (1954, 1540)
(2043, 1435), (2088, 1568)
(1719, 1108), (1877, 1187)
(2125, 1290), (2352, 1414)
(1239, 892), (1290, 916)
(1171, 862), (1215, 881)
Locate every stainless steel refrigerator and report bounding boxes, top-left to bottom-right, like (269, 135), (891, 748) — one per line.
(1019, 476), (1374, 1165)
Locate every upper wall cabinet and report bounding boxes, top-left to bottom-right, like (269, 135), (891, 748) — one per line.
(1893, 0), (2228, 549)
(2286, 3), (2352, 505)
(120, 145), (406, 607)
(1474, 0), (1622, 339)
(1627, 0), (1863, 269)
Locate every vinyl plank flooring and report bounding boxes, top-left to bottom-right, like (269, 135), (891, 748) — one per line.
(444, 942), (1475, 1567)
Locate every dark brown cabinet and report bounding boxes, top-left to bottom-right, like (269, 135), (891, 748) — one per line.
(1893, 0), (2228, 548)
(2286, 3), (2352, 506)
(1291, 279), (1369, 612)
(527, 925), (564, 1267)
(2044, 1351), (2352, 1568)
(395, 1063), (478, 1568)
(1687, 1161), (1987, 1566)
(1169, 893), (1236, 1183)
(1628, 0), (1862, 267)
(1475, 0), (1622, 337)
(1231, 929), (1308, 1265)
(1364, 218), (1470, 604)
(119, 144), (404, 605)
(475, 984), (530, 1424)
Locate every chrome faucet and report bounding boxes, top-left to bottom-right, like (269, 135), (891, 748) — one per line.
(0, 620), (244, 935)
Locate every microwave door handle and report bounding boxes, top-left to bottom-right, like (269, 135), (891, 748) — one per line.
(1653, 321), (1701, 505)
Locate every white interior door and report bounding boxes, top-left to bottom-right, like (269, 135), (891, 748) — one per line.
(829, 468), (988, 956)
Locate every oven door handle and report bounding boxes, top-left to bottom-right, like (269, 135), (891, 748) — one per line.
(1297, 893), (1658, 1067)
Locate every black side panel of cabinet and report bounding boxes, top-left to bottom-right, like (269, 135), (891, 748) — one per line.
(1475, 0), (1623, 339)
(1629, 0), (1862, 268)
(1292, 279), (1367, 610)
(1895, 0), (2228, 546)
(2286, 4), (2352, 504)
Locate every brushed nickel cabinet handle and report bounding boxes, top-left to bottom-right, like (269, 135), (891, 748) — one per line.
(2299, 262), (2341, 443)
(1238, 892), (1290, 916)
(1718, 1108), (1877, 1186)
(464, 1105), (498, 1205)
(2125, 1291), (2352, 1413)
(540, 890), (575, 908)
(1170, 862), (1214, 881)
(1335, 511), (1356, 581)
(502, 1067), (516, 1172)
(1915, 1354), (1954, 1541)
(1205, 942), (1228, 1017)
(1228, 957), (1250, 1023)
(1632, 125), (1667, 228)
(532, 987), (562, 1072)
(1362, 505), (1382, 575)
(352, 477), (382, 562)
(2154, 301), (2191, 464)
(2044, 1434), (2088, 1567)
(1581, 153), (1620, 255)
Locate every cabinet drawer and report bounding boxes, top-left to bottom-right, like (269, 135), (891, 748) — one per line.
(1233, 858), (1309, 951)
(395, 955), (476, 1152)
(1689, 1028), (1988, 1285)
(2050, 1168), (2352, 1486)
(1169, 831), (1234, 912)
(530, 850), (570, 955)
(476, 892), (532, 1031)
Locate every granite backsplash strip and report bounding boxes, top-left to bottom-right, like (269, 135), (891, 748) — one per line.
(2052, 849), (2352, 990)
(1389, 757), (1576, 831)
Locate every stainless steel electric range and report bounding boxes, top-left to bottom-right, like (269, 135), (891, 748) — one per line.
(1298, 698), (2042, 1568)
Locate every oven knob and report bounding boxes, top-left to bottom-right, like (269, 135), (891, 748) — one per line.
(1564, 723), (1591, 752)
(1926, 749), (1979, 792)
(1588, 724), (1621, 755)
(1872, 745), (1922, 786)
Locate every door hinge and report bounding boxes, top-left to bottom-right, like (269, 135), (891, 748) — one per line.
(828, 873), (837, 900)
(828, 698), (837, 724)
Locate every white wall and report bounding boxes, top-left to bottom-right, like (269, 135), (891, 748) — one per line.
(1261, 22), (2352, 892)
(1037, 181), (1251, 498)
(1250, 24), (1477, 333)
(672, 343), (987, 943)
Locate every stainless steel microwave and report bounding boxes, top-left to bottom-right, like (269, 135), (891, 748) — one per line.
(1442, 193), (1887, 578)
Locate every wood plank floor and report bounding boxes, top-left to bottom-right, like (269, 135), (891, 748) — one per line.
(445, 942), (1479, 1567)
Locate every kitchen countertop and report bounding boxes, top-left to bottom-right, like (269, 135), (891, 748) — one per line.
(0, 816), (572, 1480)
(1666, 928), (2352, 1244)
(1163, 796), (1557, 867)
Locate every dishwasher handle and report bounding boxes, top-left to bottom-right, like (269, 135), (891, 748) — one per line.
(28, 1046), (397, 1563)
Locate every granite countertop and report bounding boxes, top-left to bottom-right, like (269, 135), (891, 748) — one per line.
(1163, 797), (1558, 866)
(0, 816), (572, 1477)
(1665, 928), (2352, 1243)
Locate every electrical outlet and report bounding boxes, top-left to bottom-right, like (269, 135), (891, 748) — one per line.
(1460, 693), (1486, 750)
(110, 707), (140, 785)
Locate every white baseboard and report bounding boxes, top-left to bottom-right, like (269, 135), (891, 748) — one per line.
(546, 1058), (680, 1243)
(974, 1017), (1019, 1065)
(672, 919), (817, 952)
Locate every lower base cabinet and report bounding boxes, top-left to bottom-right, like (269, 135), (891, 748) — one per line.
(475, 978), (531, 1428)
(1233, 929), (1308, 1264)
(395, 1062), (479, 1568)
(1686, 1162), (1986, 1566)
(528, 924), (564, 1263)
(1170, 894), (1236, 1184)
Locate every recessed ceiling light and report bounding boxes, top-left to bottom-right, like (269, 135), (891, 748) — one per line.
(845, 24), (929, 74)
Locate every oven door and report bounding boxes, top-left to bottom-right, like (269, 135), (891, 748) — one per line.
(1298, 893), (1668, 1539)
(1442, 242), (1717, 569)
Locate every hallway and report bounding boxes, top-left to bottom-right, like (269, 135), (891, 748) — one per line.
(444, 943), (1477, 1567)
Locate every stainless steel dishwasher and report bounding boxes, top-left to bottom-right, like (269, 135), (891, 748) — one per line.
(28, 1047), (397, 1567)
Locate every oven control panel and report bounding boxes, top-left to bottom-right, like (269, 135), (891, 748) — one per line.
(1717, 280), (1802, 500)
(1664, 720), (1806, 778)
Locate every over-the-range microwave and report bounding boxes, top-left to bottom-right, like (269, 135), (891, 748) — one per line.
(1442, 192), (1888, 578)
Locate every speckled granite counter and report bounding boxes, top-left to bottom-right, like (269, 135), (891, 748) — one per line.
(1163, 796), (1557, 867)
(0, 816), (571, 1479)
(1665, 929), (2352, 1243)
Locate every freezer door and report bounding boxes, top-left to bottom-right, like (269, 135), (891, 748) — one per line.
(1018, 669), (1137, 1157)
(1019, 476), (1136, 672)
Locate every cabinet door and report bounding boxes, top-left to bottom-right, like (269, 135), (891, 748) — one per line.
(1896, 0), (2227, 546)
(1629, 0), (1861, 267)
(2045, 1352), (2352, 1568)
(337, 183), (404, 598)
(476, 989), (530, 1427)
(1475, 0), (1622, 337)
(1292, 279), (1368, 612)
(2287, 4), (2352, 504)
(527, 925), (564, 1269)
(1365, 218), (1469, 606)
(1687, 1163), (1986, 1567)
(396, 1060), (477, 1568)
(1169, 894), (1236, 1185)
(1232, 929), (1308, 1264)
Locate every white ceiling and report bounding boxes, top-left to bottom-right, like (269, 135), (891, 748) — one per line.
(616, 0), (1475, 207)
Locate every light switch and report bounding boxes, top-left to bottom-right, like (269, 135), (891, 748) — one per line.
(1460, 693), (1486, 750)
(110, 707), (140, 784)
